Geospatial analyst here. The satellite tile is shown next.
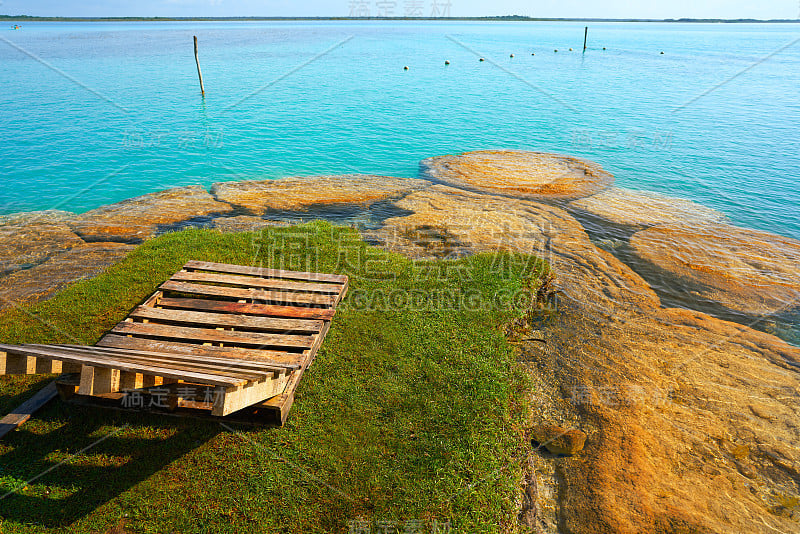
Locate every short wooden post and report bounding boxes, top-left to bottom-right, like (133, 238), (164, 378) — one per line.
(583, 27), (588, 52)
(79, 366), (121, 396)
(0, 352), (37, 375)
(194, 36), (205, 97)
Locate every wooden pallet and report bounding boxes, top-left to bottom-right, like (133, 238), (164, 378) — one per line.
(0, 260), (348, 425)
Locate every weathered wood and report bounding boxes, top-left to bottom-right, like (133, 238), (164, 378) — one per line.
(171, 271), (342, 294)
(48, 346), (272, 381)
(97, 335), (304, 366)
(0, 352), (37, 375)
(156, 297), (335, 320)
(213, 373), (291, 417)
(259, 322), (331, 424)
(185, 260), (348, 284)
(111, 322), (314, 349)
(194, 36), (205, 96)
(36, 358), (62, 374)
(79, 366), (121, 396)
(0, 345), (245, 387)
(55, 344), (299, 372)
(130, 306), (323, 333)
(160, 280), (336, 307)
(0, 381), (59, 439)
(0, 261), (346, 420)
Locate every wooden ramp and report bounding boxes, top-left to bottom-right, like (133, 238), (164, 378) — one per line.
(0, 261), (348, 428)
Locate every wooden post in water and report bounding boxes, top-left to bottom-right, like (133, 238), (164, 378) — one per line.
(583, 27), (588, 52)
(194, 36), (205, 97)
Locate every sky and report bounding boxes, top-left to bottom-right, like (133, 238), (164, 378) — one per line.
(2, 0), (799, 19)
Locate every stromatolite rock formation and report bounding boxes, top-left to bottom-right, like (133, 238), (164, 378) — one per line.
(70, 186), (233, 242)
(420, 150), (614, 201)
(0, 210), (84, 276)
(569, 186), (727, 229)
(0, 242), (135, 311)
(630, 222), (800, 316)
(211, 175), (431, 214)
(369, 185), (660, 313)
(371, 182), (800, 533)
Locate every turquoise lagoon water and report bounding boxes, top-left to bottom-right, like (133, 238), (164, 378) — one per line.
(1, 21), (799, 342)
(0, 21), (798, 240)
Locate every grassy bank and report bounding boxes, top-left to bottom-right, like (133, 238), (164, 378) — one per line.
(0, 222), (547, 533)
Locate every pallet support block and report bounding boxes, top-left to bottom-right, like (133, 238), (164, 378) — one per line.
(79, 366), (121, 396)
(0, 352), (37, 375)
(212, 373), (290, 417)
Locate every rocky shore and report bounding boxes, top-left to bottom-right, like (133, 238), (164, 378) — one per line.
(1, 150), (798, 532)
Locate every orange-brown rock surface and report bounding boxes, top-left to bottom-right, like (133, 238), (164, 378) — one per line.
(369, 185), (659, 313)
(211, 175), (430, 214)
(630, 222), (800, 316)
(371, 183), (800, 533)
(0, 242), (135, 311)
(0, 210), (84, 276)
(569, 186), (727, 229)
(70, 186), (233, 242)
(420, 150), (614, 201)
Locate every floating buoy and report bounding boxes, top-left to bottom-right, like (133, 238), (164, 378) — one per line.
(569, 48), (573, 51)
(403, 66), (409, 70)
(479, 58), (485, 62)
(445, 60), (450, 65)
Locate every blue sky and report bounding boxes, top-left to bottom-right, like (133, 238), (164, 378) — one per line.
(2, 0), (799, 19)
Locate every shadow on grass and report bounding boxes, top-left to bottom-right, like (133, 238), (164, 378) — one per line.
(0, 395), (221, 528)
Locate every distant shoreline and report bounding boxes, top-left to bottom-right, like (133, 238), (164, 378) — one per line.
(1, 15), (799, 23)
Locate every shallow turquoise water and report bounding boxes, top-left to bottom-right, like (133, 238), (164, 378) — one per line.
(0, 21), (798, 241)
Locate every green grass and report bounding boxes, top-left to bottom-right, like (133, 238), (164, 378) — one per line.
(0, 222), (547, 533)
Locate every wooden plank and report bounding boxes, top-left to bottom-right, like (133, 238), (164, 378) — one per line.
(111, 322), (314, 350)
(156, 297), (335, 320)
(0, 381), (59, 439)
(160, 281), (336, 307)
(129, 306), (323, 334)
(45, 346), (273, 381)
(0, 345), (245, 387)
(97, 335), (304, 366)
(171, 271), (343, 294)
(335, 279), (349, 305)
(185, 260), (348, 284)
(54, 344), (299, 372)
(213, 372), (292, 417)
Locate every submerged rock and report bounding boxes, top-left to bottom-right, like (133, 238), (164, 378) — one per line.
(0, 210), (84, 276)
(70, 186), (233, 243)
(630, 222), (800, 316)
(0, 242), (135, 310)
(211, 175), (430, 214)
(420, 150), (614, 201)
(569, 186), (727, 229)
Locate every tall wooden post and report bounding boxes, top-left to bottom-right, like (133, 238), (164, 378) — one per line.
(194, 36), (205, 97)
(583, 27), (588, 52)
